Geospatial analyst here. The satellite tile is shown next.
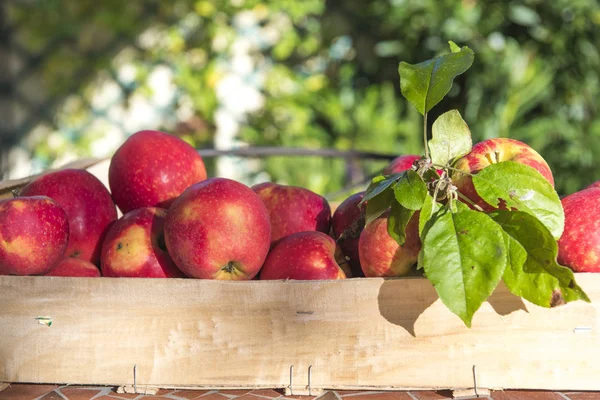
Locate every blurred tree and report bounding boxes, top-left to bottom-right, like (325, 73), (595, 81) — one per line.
(3, 0), (600, 197)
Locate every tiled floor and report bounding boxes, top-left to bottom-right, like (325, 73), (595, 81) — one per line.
(1, 385), (600, 400)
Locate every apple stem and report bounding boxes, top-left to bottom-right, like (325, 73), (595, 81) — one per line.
(423, 112), (429, 160)
(431, 172), (442, 203)
(456, 191), (485, 212)
(432, 163), (478, 178)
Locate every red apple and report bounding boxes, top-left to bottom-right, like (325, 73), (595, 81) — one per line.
(331, 191), (365, 277)
(383, 154), (443, 179)
(259, 231), (347, 280)
(453, 138), (554, 211)
(20, 168), (117, 265)
(109, 130), (207, 213)
(44, 257), (101, 277)
(0, 196), (69, 275)
(252, 182), (331, 245)
(358, 211), (421, 277)
(586, 180), (600, 190)
(383, 154), (421, 175)
(557, 187), (600, 272)
(164, 178), (271, 280)
(101, 207), (184, 278)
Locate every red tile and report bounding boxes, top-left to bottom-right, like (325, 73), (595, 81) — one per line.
(92, 397), (125, 400)
(410, 390), (453, 400)
(138, 397), (173, 400)
(58, 387), (105, 400)
(333, 391), (367, 396)
(217, 389), (252, 396)
(39, 393), (64, 400)
(316, 393), (340, 400)
(156, 389), (176, 395)
(279, 396), (316, 399)
(107, 391), (140, 399)
(246, 389), (284, 398)
(235, 395), (281, 400)
(170, 390), (213, 399)
(335, 393), (411, 400)
(193, 394), (229, 400)
(0, 384), (59, 400)
(316, 391), (341, 400)
(491, 390), (566, 400)
(564, 393), (600, 400)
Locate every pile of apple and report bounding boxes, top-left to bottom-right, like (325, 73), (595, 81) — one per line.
(1, 130), (598, 279)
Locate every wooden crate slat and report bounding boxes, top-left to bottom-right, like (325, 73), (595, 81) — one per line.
(1, 274), (599, 391)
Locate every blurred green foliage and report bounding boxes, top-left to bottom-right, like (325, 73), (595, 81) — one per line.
(6, 0), (600, 197)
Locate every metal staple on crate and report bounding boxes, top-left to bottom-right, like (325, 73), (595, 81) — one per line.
(307, 365), (313, 395)
(133, 364), (137, 393)
(289, 365), (294, 395)
(472, 364), (478, 397)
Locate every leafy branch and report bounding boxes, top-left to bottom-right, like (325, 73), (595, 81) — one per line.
(361, 42), (589, 327)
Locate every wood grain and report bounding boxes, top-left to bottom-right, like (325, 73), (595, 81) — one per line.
(0, 274), (599, 391)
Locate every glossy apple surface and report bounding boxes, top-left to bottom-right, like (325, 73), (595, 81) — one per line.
(557, 187), (600, 272)
(101, 207), (185, 278)
(109, 130), (207, 213)
(259, 231), (347, 280)
(453, 138), (554, 211)
(45, 257), (101, 277)
(331, 191), (365, 277)
(0, 196), (69, 275)
(20, 168), (117, 265)
(165, 178), (271, 280)
(252, 182), (331, 245)
(358, 211), (421, 277)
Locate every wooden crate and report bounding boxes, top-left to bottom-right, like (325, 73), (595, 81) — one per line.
(1, 274), (599, 393)
(1, 156), (599, 393)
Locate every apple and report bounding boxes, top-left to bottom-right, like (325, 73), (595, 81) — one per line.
(453, 138), (554, 211)
(383, 154), (443, 179)
(19, 168), (117, 265)
(557, 187), (600, 272)
(358, 211), (421, 277)
(44, 257), (101, 277)
(109, 130), (207, 213)
(331, 191), (365, 278)
(101, 207), (184, 278)
(252, 182), (331, 245)
(164, 178), (271, 280)
(383, 154), (421, 175)
(0, 196), (69, 276)
(586, 180), (600, 190)
(259, 231), (347, 280)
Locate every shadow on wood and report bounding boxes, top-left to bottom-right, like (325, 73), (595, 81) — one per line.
(487, 285), (528, 316)
(376, 277), (437, 337)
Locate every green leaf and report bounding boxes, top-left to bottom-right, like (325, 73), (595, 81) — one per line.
(394, 169), (428, 210)
(362, 173), (403, 225)
(398, 45), (474, 115)
(417, 194), (441, 271)
(449, 41), (461, 53)
(421, 209), (507, 327)
(388, 201), (416, 246)
(491, 210), (590, 307)
(362, 173), (403, 204)
(472, 161), (564, 239)
(365, 186), (394, 225)
(419, 193), (441, 237)
(428, 110), (473, 167)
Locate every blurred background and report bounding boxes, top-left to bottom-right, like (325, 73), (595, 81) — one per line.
(1, 0), (599, 198)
